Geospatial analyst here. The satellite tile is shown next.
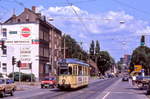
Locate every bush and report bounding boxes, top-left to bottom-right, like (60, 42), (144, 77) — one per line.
(8, 72), (35, 82)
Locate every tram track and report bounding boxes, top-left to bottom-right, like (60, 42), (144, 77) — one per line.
(27, 78), (119, 99)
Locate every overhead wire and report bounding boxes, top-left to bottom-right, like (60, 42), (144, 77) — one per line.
(65, 0), (91, 37)
(13, 0), (26, 8)
(111, 0), (150, 19)
(49, 0), (96, 5)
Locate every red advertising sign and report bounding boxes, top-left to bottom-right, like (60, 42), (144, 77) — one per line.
(21, 27), (31, 37)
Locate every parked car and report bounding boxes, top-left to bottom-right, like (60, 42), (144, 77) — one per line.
(0, 78), (16, 98)
(41, 77), (57, 88)
(122, 76), (129, 81)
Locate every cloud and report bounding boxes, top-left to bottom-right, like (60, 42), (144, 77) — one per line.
(37, 5), (150, 60)
(37, 5), (150, 36)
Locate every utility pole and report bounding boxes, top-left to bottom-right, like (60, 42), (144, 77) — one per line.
(17, 60), (21, 83)
(80, 42), (83, 60)
(63, 34), (66, 59)
(29, 63), (32, 82)
(12, 56), (16, 81)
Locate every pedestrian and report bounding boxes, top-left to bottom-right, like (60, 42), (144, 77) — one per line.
(132, 75), (136, 86)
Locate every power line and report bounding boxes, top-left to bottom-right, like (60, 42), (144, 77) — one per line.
(66, 0), (91, 34)
(48, 0), (96, 5)
(111, 0), (150, 18)
(13, 0), (26, 8)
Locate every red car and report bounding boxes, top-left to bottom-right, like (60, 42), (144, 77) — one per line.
(41, 77), (57, 88)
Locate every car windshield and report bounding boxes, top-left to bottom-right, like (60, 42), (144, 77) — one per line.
(60, 69), (68, 75)
(0, 79), (5, 84)
(44, 78), (55, 80)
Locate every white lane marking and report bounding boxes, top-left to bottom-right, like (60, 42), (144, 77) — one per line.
(102, 91), (110, 99)
(95, 79), (121, 99)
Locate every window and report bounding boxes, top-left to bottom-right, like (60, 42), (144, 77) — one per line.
(2, 28), (7, 37)
(60, 69), (68, 75)
(44, 32), (49, 41)
(39, 47), (44, 56)
(2, 63), (7, 72)
(69, 67), (72, 75)
(26, 19), (29, 22)
(44, 48), (49, 57)
(78, 66), (82, 75)
(39, 30), (44, 39)
(73, 66), (77, 75)
(18, 19), (20, 22)
(3, 46), (7, 55)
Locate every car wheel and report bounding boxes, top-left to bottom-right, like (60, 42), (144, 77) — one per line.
(52, 85), (55, 88)
(0, 91), (5, 98)
(41, 85), (44, 88)
(10, 90), (14, 96)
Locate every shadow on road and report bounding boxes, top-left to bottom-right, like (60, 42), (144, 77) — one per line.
(50, 86), (88, 92)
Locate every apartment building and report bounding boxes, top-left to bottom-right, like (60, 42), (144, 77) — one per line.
(0, 6), (62, 80)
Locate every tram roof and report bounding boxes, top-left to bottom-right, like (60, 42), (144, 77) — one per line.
(58, 58), (89, 66)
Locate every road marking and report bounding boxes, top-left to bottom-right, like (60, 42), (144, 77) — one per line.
(95, 79), (121, 99)
(102, 91), (110, 99)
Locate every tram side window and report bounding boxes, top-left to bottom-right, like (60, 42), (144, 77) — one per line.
(69, 67), (72, 75)
(86, 67), (88, 75)
(73, 66), (77, 75)
(83, 67), (85, 76)
(60, 69), (68, 75)
(78, 66), (82, 75)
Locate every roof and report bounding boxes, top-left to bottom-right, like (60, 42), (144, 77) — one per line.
(58, 58), (89, 66)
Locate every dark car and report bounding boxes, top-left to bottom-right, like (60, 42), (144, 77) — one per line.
(41, 77), (57, 88)
(122, 76), (129, 81)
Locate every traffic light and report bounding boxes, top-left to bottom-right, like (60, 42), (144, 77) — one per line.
(17, 60), (21, 67)
(1, 41), (5, 50)
(12, 56), (16, 65)
(141, 35), (145, 46)
(29, 63), (32, 69)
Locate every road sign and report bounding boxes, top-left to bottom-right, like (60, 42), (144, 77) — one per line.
(134, 65), (142, 72)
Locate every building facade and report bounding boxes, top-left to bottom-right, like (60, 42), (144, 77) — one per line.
(0, 6), (62, 80)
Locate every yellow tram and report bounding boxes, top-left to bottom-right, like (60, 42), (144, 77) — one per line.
(57, 58), (89, 89)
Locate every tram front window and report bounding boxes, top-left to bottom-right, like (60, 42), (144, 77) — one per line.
(60, 69), (68, 75)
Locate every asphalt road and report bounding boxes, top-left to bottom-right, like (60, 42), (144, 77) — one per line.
(4, 78), (119, 99)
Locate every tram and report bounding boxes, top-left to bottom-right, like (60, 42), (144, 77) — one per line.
(57, 58), (89, 89)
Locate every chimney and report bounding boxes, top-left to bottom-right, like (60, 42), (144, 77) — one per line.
(32, 6), (36, 13)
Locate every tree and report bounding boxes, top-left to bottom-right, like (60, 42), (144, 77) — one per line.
(61, 34), (88, 61)
(95, 40), (100, 55)
(97, 51), (113, 75)
(89, 40), (95, 61)
(130, 46), (150, 75)
(89, 40), (95, 55)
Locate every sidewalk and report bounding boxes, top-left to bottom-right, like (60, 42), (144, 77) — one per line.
(96, 79), (148, 99)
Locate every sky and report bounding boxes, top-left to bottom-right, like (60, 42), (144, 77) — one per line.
(1, 0), (150, 61)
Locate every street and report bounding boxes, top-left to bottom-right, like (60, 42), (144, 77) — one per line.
(3, 78), (148, 99)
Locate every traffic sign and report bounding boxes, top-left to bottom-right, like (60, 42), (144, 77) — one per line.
(134, 65), (142, 72)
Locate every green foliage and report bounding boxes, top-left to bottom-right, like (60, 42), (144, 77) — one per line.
(130, 46), (150, 75)
(62, 34), (88, 61)
(8, 72), (35, 82)
(97, 51), (114, 75)
(95, 40), (100, 55)
(89, 40), (95, 56)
